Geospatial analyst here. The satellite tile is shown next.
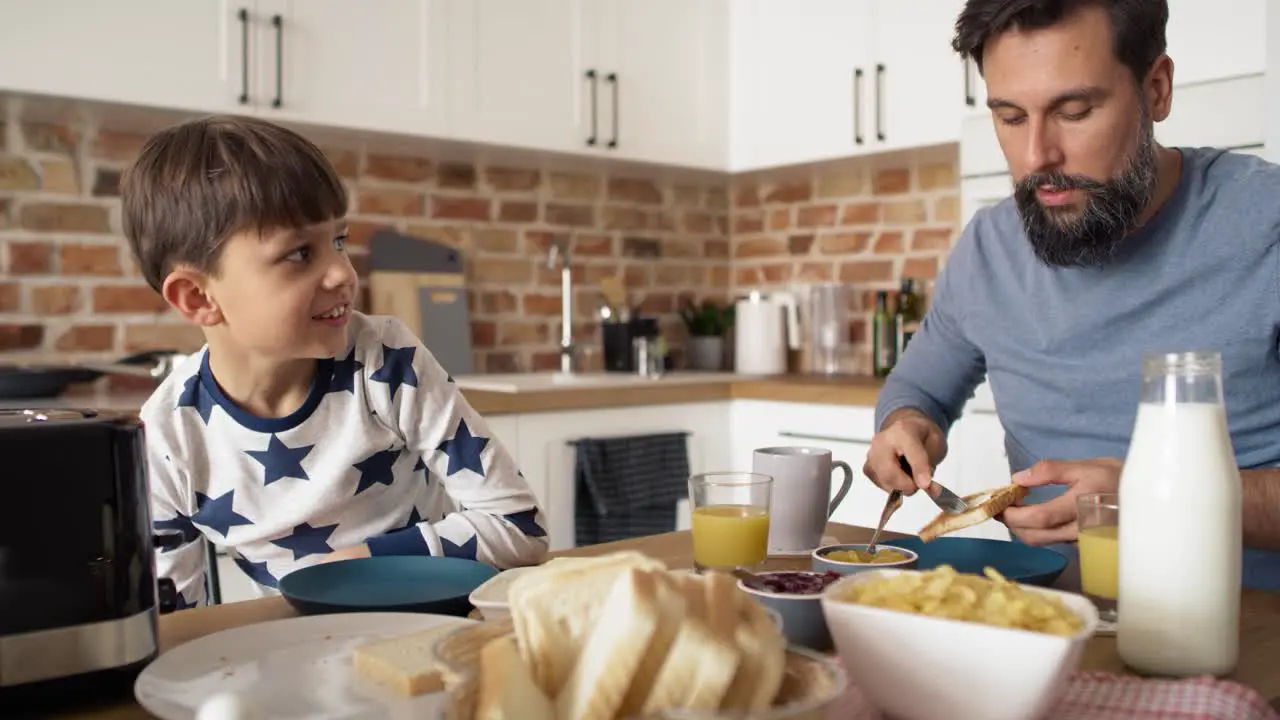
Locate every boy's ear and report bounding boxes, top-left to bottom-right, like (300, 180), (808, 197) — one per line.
(161, 267), (222, 327)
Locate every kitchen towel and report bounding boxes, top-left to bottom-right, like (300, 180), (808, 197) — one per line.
(571, 431), (690, 546)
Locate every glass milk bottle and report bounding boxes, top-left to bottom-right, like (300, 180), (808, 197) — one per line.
(1117, 351), (1242, 676)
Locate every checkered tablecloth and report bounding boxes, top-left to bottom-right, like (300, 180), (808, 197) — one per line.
(833, 671), (1279, 719)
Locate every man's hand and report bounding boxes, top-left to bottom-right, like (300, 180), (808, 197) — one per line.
(863, 408), (947, 495)
(1001, 459), (1122, 545)
(316, 543), (372, 564)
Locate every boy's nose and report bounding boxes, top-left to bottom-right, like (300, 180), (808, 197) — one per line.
(323, 252), (358, 290)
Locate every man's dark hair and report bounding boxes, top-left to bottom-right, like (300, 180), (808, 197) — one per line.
(953, 0), (1168, 84)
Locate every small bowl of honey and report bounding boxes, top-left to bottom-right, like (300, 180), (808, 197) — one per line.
(811, 543), (919, 576)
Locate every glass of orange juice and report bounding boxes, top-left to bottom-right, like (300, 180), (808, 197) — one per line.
(1078, 492), (1119, 632)
(689, 472), (773, 573)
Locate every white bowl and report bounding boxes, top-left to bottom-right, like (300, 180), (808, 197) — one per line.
(466, 565), (541, 620)
(820, 568), (1098, 720)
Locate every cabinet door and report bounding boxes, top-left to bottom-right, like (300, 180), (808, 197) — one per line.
(948, 412), (1012, 541)
(448, 0), (599, 154)
(600, 0), (730, 170)
(1166, 0), (1265, 86)
(0, 0), (242, 115)
(869, 0), (967, 152)
(261, 0), (449, 136)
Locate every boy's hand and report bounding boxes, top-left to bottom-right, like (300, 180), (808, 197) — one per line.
(317, 544), (372, 564)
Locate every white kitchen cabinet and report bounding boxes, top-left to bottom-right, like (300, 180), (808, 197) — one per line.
(1166, 0), (1265, 86)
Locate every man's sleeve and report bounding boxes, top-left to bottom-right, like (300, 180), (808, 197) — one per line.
(874, 223), (988, 434)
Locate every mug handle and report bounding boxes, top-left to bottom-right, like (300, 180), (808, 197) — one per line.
(828, 460), (854, 518)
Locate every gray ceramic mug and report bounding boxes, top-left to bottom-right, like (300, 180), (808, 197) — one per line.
(752, 446), (854, 553)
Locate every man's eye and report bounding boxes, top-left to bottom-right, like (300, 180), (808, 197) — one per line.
(1061, 108), (1093, 122)
(996, 113), (1025, 127)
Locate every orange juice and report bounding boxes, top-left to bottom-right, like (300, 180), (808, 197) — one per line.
(1079, 524), (1119, 600)
(691, 504), (770, 568)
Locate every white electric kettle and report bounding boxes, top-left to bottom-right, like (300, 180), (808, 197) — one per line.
(733, 290), (800, 374)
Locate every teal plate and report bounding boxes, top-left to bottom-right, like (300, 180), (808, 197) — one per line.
(277, 556), (498, 617)
(881, 536), (1068, 587)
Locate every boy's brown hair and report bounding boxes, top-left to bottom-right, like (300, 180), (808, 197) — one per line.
(121, 115), (348, 292)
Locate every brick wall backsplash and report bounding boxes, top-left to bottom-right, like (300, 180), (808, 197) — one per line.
(0, 101), (960, 379)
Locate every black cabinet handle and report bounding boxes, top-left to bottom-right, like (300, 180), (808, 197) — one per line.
(271, 14), (283, 108)
(853, 68), (864, 145)
(875, 63), (886, 142)
(237, 8), (249, 104)
(964, 58), (975, 107)
(605, 72), (619, 149)
(585, 69), (598, 146)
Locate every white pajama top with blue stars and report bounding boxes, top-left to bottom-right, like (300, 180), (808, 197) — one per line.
(144, 311), (549, 609)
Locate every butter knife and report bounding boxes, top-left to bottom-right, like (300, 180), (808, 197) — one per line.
(898, 456), (969, 514)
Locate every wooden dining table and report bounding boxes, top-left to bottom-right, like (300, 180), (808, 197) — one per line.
(48, 523), (1280, 718)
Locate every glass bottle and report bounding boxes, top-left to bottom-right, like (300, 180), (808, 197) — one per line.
(1117, 351), (1242, 676)
(872, 291), (894, 377)
(893, 278), (922, 358)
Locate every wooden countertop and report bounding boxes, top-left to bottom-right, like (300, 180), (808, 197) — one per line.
(53, 524), (1280, 718)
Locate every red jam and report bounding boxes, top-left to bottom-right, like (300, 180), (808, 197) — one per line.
(753, 571), (841, 595)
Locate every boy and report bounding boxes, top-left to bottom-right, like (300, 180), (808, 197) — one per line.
(121, 115), (549, 608)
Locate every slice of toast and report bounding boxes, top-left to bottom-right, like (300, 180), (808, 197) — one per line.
(474, 635), (555, 720)
(351, 623), (464, 697)
(917, 483), (1029, 542)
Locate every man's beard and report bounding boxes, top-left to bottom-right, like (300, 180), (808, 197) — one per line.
(1013, 117), (1158, 269)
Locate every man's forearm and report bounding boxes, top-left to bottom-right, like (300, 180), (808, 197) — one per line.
(1240, 468), (1280, 549)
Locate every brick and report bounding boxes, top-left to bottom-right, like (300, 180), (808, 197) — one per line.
(582, 263), (621, 284)
(60, 243), (121, 275)
(473, 228), (518, 254)
(918, 162), (957, 190)
(735, 237), (786, 259)
(358, 188), (423, 216)
(91, 130), (146, 162)
(816, 169), (864, 198)
(522, 293), (563, 316)
(841, 202), (880, 225)
(26, 123), (77, 154)
(768, 208), (791, 231)
(0, 157), (39, 190)
(873, 167), (911, 195)
(530, 351), (562, 372)
(839, 260), (894, 283)
(733, 212), (764, 234)
(536, 261), (584, 287)
(31, 285), (80, 314)
(660, 239), (698, 259)
(796, 263), (835, 282)
(471, 258), (532, 284)
(764, 181), (812, 204)
(672, 185), (701, 208)
(56, 324), (116, 352)
(364, 154), (432, 182)
(92, 168), (121, 197)
(348, 251), (369, 277)
(902, 256), (940, 279)
(0, 198), (9, 228)
(704, 239), (729, 258)
(549, 172), (601, 201)
(622, 237), (662, 258)
(431, 196), (491, 221)
(405, 223), (467, 248)
(485, 166), (541, 192)
(498, 201), (538, 223)
(480, 290), (518, 314)
(874, 231), (905, 254)
(40, 158), (78, 194)
(655, 265), (689, 286)
(92, 285), (168, 313)
(471, 321), (497, 348)
(498, 320), (547, 345)
(640, 292), (675, 314)
(438, 162), (477, 189)
(8, 241), (53, 274)
(761, 264), (792, 284)
(323, 148), (359, 178)
(576, 234), (613, 256)
(789, 234), (815, 255)
(709, 266), (730, 287)
(605, 206), (652, 231)
(545, 203), (595, 227)
(933, 195), (960, 223)
(608, 177), (662, 205)
(819, 232), (872, 254)
(796, 204), (838, 228)
(912, 228), (954, 251)
(734, 184), (759, 208)
(0, 324), (43, 350)
(706, 187), (729, 211)
(0, 282), (18, 311)
(683, 211), (713, 233)
(883, 200), (928, 225)
(735, 266), (760, 286)
(624, 264), (650, 287)
(345, 220), (389, 248)
(121, 322), (205, 352)
(20, 203), (111, 233)
(524, 231), (568, 253)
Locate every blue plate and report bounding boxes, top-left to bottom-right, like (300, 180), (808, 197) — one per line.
(880, 536), (1068, 587)
(278, 556), (498, 617)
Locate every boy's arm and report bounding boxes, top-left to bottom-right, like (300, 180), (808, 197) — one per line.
(351, 318), (549, 569)
(146, 434), (207, 610)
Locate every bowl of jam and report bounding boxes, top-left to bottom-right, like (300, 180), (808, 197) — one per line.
(736, 570), (843, 651)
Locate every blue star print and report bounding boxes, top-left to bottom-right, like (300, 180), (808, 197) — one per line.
(352, 448), (400, 495)
(192, 490), (253, 538)
(437, 418), (489, 477)
(246, 434), (314, 486)
(405, 505), (423, 527)
(153, 513), (200, 549)
(370, 344), (418, 400)
(328, 348), (364, 395)
(503, 509), (547, 538)
(234, 556), (278, 589)
(441, 532), (478, 560)
(176, 375), (216, 425)
(174, 592), (198, 611)
(271, 521), (340, 560)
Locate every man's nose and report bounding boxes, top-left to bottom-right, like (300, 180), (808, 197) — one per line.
(1024, 118), (1065, 174)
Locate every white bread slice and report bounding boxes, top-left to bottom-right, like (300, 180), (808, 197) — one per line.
(641, 573), (741, 713)
(474, 635), (555, 720)
(555, 568), (663, 720)
(721, 598), (787, 711)
(616, 572), (687, 717)
(351, 623), (461, 697)
(508, 552), (667, 697)
(917, 483), (1029, 542)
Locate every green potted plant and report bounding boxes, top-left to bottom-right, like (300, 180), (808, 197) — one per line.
(679, 299), (734, 371)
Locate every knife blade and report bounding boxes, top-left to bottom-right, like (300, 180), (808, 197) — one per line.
(898, 456), (969, 514)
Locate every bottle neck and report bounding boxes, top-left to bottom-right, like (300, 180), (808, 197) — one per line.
(1139, 352), (1225, 405)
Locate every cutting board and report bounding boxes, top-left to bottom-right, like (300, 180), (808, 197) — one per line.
(368, 229), (472, 376)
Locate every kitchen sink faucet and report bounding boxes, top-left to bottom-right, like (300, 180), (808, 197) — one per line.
(546, 238), (576, 373)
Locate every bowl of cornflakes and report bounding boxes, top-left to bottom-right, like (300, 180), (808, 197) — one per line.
(810, 543), (919, 575)
(820, 565), (1098, 720)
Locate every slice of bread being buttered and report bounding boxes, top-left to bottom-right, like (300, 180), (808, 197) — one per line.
(917, 483), (1029, 542)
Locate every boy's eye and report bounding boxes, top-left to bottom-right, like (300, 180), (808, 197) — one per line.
(284, 245), (312, 263)
(334, 231), (349, 252)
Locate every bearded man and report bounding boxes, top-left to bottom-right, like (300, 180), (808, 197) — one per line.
(861, 0), (1280, 590)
